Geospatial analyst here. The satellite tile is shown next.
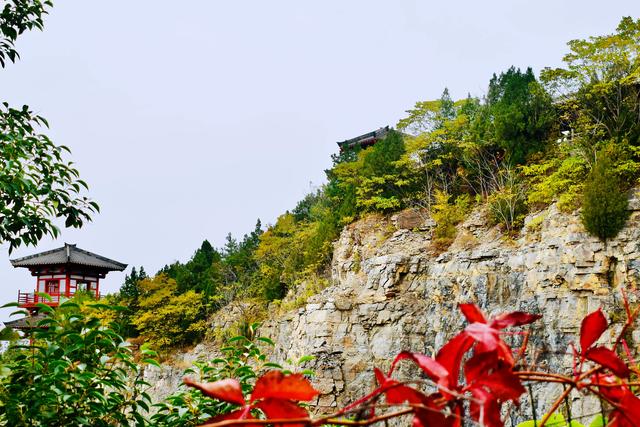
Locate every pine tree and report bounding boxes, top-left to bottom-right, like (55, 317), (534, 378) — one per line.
(438, 87), (456, 125)
(119, 266), (146, 300)
(581, 154), (629, 241)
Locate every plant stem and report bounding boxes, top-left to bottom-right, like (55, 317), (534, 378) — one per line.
(528, 384), (538, 427)
(538, 386), (573, 427)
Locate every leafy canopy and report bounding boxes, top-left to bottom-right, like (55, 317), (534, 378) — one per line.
(0, 1), (98, 252)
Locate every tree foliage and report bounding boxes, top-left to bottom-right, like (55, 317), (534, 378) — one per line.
(581, 153), (630, 241)
(0, 1), (97, 252)
(0, 300), (155, 426)
(133, 275), (208, 349)
(0, 0), (51, 67)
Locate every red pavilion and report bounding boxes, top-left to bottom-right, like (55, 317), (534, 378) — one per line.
(11, 243), (127, 314)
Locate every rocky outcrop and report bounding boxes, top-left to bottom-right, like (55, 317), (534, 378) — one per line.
(146, 196), (640, 419)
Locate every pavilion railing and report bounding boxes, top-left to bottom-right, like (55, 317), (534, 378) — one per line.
(17, 291), (103, 306)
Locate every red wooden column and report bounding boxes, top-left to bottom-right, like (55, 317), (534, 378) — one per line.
(66, 270), (71, 298)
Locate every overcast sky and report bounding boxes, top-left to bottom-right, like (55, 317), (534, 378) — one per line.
(1, 1), (639, 322)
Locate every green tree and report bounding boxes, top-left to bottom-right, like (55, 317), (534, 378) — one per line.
(119, 266), (147, 301)
(485, 67), (555, 164)
(397, 88), (459, 135)
(0, 0), (51, 67)
(133, 275), (208, 349)
(541, 16), (640, 145)
(356, 130), (408, 212)
(437, 87), (456, 126)
(220, 220), (262, 302)
(116, 266), (148, 337)
(0, 1), (98, 252)
(581, 153), (629, 241)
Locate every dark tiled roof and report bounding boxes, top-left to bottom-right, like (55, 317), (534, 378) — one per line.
(10, 243), (127, 271)
(3, 313), (48, 330)
(336, 126), (391, 149)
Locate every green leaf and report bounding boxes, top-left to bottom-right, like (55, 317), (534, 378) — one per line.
(256, 336), (275, 346)
(588, 415), (606, 427)
(297, 355), (315, 364)
(143, 358), (161, 368)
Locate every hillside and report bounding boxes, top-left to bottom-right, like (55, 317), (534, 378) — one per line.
(144, 191), (640, 419)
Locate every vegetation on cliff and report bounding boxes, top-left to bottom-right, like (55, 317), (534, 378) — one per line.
(101, 16), (640, 352)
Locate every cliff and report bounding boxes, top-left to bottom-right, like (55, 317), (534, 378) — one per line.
(145, 192), (640, 418)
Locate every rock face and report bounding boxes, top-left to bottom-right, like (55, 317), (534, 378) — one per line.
(146, 201), (640, 418)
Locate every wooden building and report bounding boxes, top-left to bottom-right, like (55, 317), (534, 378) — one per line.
(11, 243), (126, 314)
(336, 126), (390, 151)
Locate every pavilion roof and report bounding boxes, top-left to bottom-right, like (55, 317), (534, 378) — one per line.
(10, 243), (127, 272)
(336, 126), (391, 149)
(3, 313), (48, 330)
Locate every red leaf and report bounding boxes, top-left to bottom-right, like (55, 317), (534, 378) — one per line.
(412, 395), (461, 427)
(200, 407), (252, 426)
(459, 303), (487, 324)
(617, 393), (640, 423)
(255, 398), (310, 427)
(470, 388), (503, 427)
(436, 332), (474, 390)
(609, 393), (640, 427)
(374, 367), (386, 385)
(593, 374), (629, 402)
(580, 309), (608, 353)
(490, 312), (542, 329)
(465, 322), (500, 351)
(390, 351), (449, 383)
(251, 371), (319, 403)
(473, 368), (526, 402)
(585, 346), (630, 378)
(464, 351), (501, 383)
(374, 368), (425, 405)
(183, 378), (245, 406)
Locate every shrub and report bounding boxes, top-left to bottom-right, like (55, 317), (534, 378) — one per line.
(0, 301), (156, 426)
(581, 154), (629, 241)
(431, 190), (472, 245)
(522, 150), (589, 213)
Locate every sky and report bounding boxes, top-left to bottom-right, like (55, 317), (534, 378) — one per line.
(0, 1), (639, 322)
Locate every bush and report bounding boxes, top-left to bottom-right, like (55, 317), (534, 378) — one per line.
(581, 154), (629, 241)
(0, 301), (155, 426)
(431, 190), (472, 245)
(487, 163), (528, 234)
(521, 148), (589, 213)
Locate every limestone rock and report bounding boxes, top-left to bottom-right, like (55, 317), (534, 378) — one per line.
(146, 198), (640, 422)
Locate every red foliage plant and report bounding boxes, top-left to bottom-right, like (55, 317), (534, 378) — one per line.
(185, 291), (640, 427)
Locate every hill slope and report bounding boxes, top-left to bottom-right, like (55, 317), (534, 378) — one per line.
(145, 190), (640, 418)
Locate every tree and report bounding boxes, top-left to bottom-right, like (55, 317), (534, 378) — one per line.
(438, 87), (456, 126)
(133, 275), (208, 349)
(581, 153), (629, 241)
(541, 17), (640, 145)
(356, 130), (408, 212)
(0, 0), (51, 67)
(0, 1), (97, 252)
(119, 266), (147, 301)
(485, 67), (555, 164)
(397, 88), (459, 135)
